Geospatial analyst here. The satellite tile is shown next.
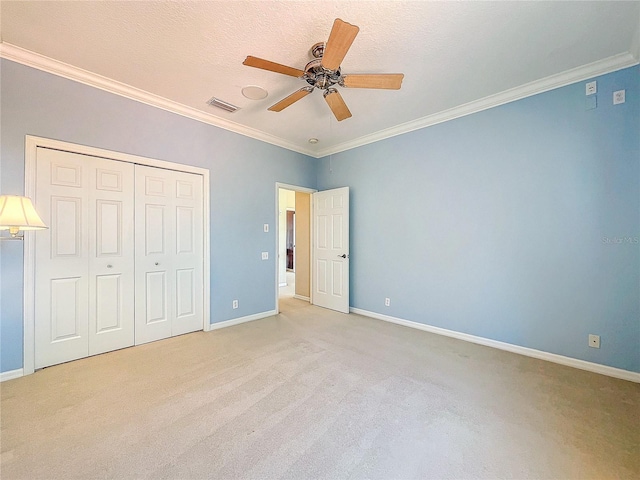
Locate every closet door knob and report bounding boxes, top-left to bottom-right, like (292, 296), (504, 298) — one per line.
(107, 264), (113, 269)
(155, 262), (159, 266)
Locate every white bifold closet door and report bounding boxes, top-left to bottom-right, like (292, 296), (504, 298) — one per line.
(134, 165), (204, 345)
(35, 148), (135, 369)
(34, 149), (204, 369)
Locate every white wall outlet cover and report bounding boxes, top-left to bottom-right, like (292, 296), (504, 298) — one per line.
(613, 90), (625, 104)
(588, 334), (600, 348)
(585, 81), (597, 95)
(232, 300), (238, 309)
(261, 252), (268, 260)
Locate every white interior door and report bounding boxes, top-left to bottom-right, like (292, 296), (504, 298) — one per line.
(135, 165), (204, 344)
(312, 187), (349, 313)
(34, 148), (135, 368)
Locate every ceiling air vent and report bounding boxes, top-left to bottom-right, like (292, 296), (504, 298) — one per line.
(206, 97), (240, 113)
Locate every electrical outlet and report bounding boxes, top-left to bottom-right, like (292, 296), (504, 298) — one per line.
(613, 90), (625, 105)
(384, 298), (390, 307)
(263, 224), (269, 232)
(261, 252), (269, 260)
(232, 300), (238, 309)
(588, 334), (600, 349)
(585, 81), (597, 95)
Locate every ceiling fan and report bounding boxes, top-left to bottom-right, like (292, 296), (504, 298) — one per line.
(243, 18), (404, 121)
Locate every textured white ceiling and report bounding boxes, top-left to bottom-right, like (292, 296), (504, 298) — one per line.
(1, 1), (639, 156)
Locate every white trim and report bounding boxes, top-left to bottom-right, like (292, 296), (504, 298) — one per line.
(350, 308), (640, 384)
(275, 183), (317, 193)
(1, 368), (24, 382)
(202, 172), (211, 333)
(0, 43), (316, 158)
(314, 53), (639, 157)
(275, 183), (316, 315)
(631, 21), (640, 61)
(2, 43), (636, 159)
(26, 135), (211, 175)
(208, 310), (277, 331)
(23, 141), (37, 376)
(23, 135), (211, 374)
(293, 294), (310, 302)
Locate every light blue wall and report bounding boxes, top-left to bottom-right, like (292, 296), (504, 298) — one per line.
(2, 59), (638, 375)
(0, 59), (317, 372)
(318, 66), (640, 373)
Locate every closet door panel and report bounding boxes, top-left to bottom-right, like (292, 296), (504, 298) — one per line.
(88, 158), (135, 356)
(171, 171), (204, 336)
(35, 149), (136, 367)
(135, 166), (173, 344)
(134, 165), (204, 342)
(35, 148), (89, 368)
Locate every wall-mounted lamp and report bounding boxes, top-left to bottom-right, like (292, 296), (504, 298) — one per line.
(0, 195), (48, 240)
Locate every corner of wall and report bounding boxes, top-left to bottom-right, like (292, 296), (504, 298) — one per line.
(631, 22), (640, 61)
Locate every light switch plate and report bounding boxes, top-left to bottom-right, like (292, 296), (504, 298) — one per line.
(586, 81), (597, 95)
(261, 252), (268, 260)
(263, 224), (269, 232)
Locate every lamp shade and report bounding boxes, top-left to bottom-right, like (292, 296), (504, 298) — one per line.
(0, 195), (48, 233)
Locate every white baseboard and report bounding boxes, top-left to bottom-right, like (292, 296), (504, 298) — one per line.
(293, 294), (310, 302)
(208, 310), (277, 331)
(350, 308), (640, 383)
(1, 368), (24, 382)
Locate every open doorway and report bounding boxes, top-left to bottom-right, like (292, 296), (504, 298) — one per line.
(286, 210), (295, 271)
(276, 184), (314, 312)
(275, 183), (351, 315)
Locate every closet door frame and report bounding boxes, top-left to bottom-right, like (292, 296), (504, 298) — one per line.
(23, 135), (211, 376)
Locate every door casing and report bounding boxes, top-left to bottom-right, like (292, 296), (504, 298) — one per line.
(23, 135), (211, 376)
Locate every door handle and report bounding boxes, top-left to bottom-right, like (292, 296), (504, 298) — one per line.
(107, 264), (113, 269)
(338, 254), (349, 259)
(155, 262), (159, 266)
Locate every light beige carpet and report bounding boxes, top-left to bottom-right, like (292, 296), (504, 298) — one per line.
(1, 298), (638, 479)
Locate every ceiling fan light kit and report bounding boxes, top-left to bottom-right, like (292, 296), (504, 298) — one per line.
(241, 85), (269, 100)
(243, 18), (404, 121)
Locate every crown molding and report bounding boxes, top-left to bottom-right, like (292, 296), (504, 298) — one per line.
(316, 52), (639, 158)
(0, 42), (316, 157)
(1, 42), (637, 159)
(631, 21), (640, 61)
